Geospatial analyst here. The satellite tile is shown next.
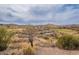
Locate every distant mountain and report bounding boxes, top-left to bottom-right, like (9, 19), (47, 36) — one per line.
(60, 24), (79, 31)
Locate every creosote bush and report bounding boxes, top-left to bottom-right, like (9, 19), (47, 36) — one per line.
(56, 34), (79, 50)
(0, 27), (14, 51)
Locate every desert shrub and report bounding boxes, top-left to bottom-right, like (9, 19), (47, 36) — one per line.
(56, 34), (79, 50)
(0, 27), (14, 51)
(23, 46), (35, 55)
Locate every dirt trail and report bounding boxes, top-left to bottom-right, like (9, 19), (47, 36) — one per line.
(36, 46), (79, 55)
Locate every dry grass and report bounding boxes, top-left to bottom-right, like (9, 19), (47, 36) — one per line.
(22, 46), (36, 55)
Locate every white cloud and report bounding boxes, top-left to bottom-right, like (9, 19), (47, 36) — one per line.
(0, 4), (79, 25)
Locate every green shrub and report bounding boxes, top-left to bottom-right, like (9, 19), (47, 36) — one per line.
(56, 34), (79, 50)
(0, 27), (14, 51)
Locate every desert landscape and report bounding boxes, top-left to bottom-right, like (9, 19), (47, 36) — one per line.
(0, 4), (79, 55)
(0, 24), (79, 55)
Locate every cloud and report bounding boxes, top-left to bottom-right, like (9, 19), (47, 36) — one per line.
(0, 4), (79, 25)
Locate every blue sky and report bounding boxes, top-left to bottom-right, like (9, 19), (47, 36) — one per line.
(0, 4), (79, 25)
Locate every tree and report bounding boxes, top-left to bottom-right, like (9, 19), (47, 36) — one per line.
(25, 25), (37, 47)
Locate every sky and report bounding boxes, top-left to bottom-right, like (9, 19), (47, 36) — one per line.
(0, 4), (79, 25)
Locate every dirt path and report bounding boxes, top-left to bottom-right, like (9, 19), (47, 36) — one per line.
(36, 46), (79, 55)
